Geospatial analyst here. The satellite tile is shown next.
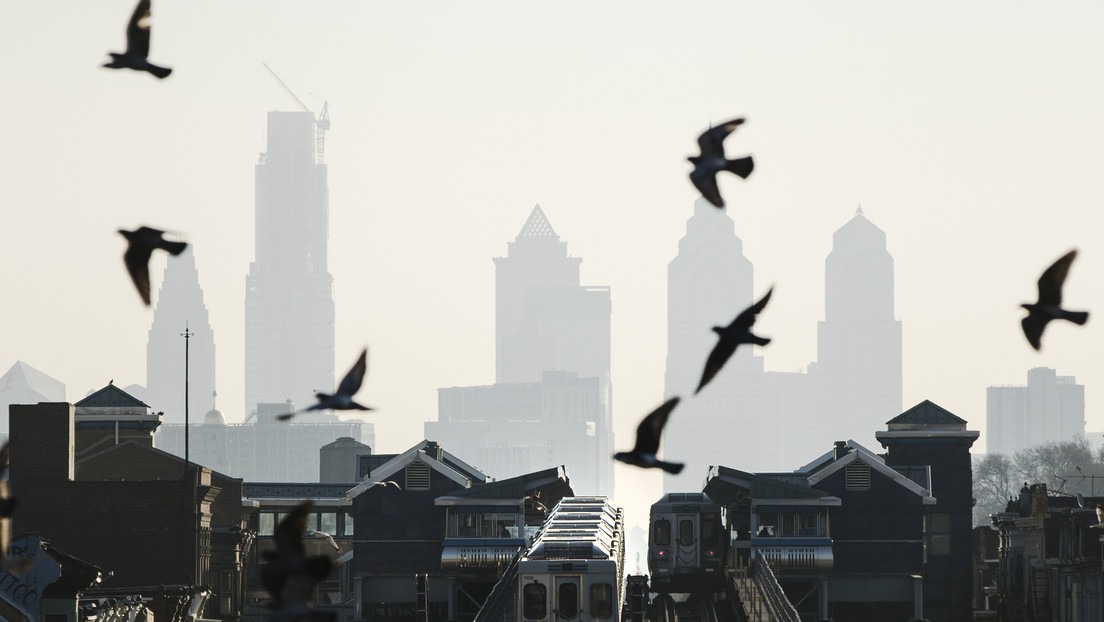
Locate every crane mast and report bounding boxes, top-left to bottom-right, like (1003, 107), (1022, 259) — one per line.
(263, 63), (330, 164)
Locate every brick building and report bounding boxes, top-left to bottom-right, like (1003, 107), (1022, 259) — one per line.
(8, 384), (250, 621)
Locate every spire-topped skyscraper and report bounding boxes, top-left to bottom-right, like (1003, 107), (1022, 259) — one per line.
(662, 198), (763, 487)
(816, 207), (902, 434)
(147, 246), (216, 425)
(244, 111), (335, 417)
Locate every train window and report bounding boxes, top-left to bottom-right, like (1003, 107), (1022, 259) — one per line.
(654, 519), (671, 546)
(702, 516), (719, 545)
(591, 583), (613, 618)
(524, 583), (547, 619)
(679, 519), (695, 545)
(558, 582), (579, 619)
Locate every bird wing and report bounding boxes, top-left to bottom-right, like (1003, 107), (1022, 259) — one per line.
(124, 0), (152, 59)
(274, 502), (312, 558)
(335, 349), (368, 398)
(631, 397), (681, 455)
(123, 242), (155, 306)
(728, 287), (773, 332)
(695, 118), (745, 158)
(689, 165), (725, 208)
(1037, 249), (1076, 306)
(696, 339), (737, 393)
(1021, 315), (1044, 351)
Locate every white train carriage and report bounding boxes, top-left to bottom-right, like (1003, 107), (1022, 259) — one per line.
(517, 497), (625, 622)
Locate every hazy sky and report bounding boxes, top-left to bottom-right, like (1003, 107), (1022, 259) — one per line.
(3, 2), (1104, 534)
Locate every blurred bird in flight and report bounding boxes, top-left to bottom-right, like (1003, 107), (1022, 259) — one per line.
(697, 287), (773, 394)
(119, 226), (187, 306)
(1021, 249), (1088, 351)
(103, 0), (173, 79)
(688, 118), (754, 208)
(614, 397), (684, 474)
(281, 348), (373, 420)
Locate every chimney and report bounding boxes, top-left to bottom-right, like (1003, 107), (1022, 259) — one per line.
(833, 441), (849, 461)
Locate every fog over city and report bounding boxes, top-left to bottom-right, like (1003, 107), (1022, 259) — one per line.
(3, 1), (1104, 537)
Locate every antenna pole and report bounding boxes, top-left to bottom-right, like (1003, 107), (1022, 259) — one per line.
(183, 323), (192, 473)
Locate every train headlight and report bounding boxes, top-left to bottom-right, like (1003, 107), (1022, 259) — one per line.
(705, 549), (716, 557)
(656, 549), (668, 559)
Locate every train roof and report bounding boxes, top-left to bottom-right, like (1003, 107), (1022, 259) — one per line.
(524, 496), (623, 561)
(650, 492), (721, 510)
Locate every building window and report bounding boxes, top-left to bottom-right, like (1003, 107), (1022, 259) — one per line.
(590, 583), (613, 618)
(259, 512), (275, 536)
(654, 519), (671, 546)
(523, 583), (547, 620)
(343, 511), (355, 536)
(320, 512), (338, 535)
(845, 462), (871, 491)
(406, 461), (431, 491)
(927, 512), (951, 556)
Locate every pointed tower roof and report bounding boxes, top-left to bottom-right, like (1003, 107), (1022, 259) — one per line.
(886, 399), (967, 427)
(75, 383), (150, 410)
(0, 360), (66, 401)
(517, 204), (559, 240)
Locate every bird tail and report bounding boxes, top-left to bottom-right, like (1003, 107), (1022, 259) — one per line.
(724, 156), (754, 179)
(147, 64), (173, 80)
(660, 461), (685, 475)
(351, 401), (375, 411)
(1062, 310), (1089, 325)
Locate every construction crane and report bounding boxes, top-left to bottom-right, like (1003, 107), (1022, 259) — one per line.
(263, 63), (331, 164)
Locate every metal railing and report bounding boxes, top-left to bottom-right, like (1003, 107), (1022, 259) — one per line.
(734, 551), (800, 622)
(472, 546), (526, 622)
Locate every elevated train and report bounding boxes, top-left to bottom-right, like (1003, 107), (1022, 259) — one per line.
(517, 496), (626, 622)
(647, 493), (726, 595)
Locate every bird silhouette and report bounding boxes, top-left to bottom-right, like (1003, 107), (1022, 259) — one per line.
(119, 226), (187, 306)
(304, 530), (340, 552)
(103, 0), (173, 79)
(283, 348), (373, 419)
(261, 502), (336, 621)
(688, 118), (754, 208)
(1021, 249), (1089, 350)
(614, 397), (683, 474)
(696, 288), (773, 394)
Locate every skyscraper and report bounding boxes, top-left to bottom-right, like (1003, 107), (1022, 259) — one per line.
(244, 111), (335, 416)
(146, 246), (216, 425)
(429, 205), (614, 495)
(662, 197), (763, 487)
(986, 367), (1085, 455)
(815, 206), (902, 437)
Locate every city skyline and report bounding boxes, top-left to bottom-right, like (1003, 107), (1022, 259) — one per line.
(3, 3), (1103, 527)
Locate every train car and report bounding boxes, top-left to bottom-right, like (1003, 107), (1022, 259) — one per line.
(517, 496), (625, 622)
(647, 492), (726, 594)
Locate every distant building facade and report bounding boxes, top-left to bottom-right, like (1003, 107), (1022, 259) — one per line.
(987, 367), (1085, 455)
(0, 360), (65, 436)
(155, 401), (374, 482)
(244, 110), (335, 418)
(663, 205), (903, 480)
(428, 205), (613, 495)
(146, 246), (217, 425)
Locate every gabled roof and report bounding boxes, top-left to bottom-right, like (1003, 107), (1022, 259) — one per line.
(75, 383), (149, 409)
(886, 399), (967, 427)
(705, 465), (839, 506)
(517, 204), (558, 239)
(345, 440), (487, 499)
(795, 439), (883, 475)
(807, 449), (936, 504)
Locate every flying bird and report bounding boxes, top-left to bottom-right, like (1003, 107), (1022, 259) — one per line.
(103, 0), (173, 79)
(261, 502), (336, 620)
(283, 348), (373, 419)
(696, 288), (773, 394)
(119, 226), (188, 306)
(1021, 249), (1089, 351)
(304, 530), (340, 552)
(688, 118), (755, 208)
(1078, 492), (1086, 509)
(614, 397), (683, 474)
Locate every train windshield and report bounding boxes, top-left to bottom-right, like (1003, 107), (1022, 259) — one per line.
(590, 583), (613, 618)
(523, 583), (547, 619)
(678, 519), (695, 545)
(558, 582), (579, 619)
(654, 519), (671, 546)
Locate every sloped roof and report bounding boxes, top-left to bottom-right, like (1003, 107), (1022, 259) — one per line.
(345, 440), (487, 499)
(705, 465), (837, 506)
(807, 450), (936, 504)
(449, 465), (572, 501)
(75, 383), (149, 409)
(886, 399), (967, 426)
(795, 439), (883, 475)
(517, 204), (558, 239)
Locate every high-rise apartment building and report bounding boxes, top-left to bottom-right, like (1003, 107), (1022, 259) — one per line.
(146, 246), (216, 425)
(986, 367), (1085, 455)
(244, 111), (335, 417)
(429, 205), (614, 495)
